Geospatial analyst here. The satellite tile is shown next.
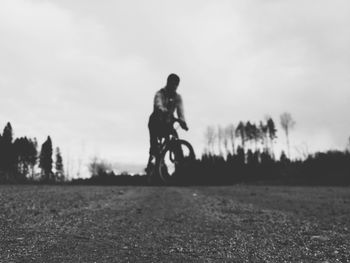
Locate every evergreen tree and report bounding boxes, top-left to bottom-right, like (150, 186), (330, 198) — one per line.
(39, 136), (53, 182)
(245, 121), (254, 150)
(13, 137), (28, 180)
(236, 146), (245, 165)
(28, 138), (38, 180)
(55, 147), (64, 182)
(259, 121), (268, 152)
(280, 151), (289, 164)
(246, 149), (254, 165)
(2, 122), (13, 144)
(0, 122), (16, 181)
(251, 123), (260, 151)
(12, 137), (38, 181)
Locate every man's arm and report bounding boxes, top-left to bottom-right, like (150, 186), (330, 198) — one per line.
(154, 90), (167, 112)
(176, 95), (188, 130)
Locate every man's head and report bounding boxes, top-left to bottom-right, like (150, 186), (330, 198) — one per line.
(166, 73), (180, 94)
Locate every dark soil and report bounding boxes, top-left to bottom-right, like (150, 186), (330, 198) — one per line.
(0, 185), (349, 262)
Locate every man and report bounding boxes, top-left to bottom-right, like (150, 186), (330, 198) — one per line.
(146, 73), (188, 171)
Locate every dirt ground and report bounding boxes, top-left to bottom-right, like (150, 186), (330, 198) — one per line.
(0, 185), (349, 262)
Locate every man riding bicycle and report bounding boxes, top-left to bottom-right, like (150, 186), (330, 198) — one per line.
(146, 73), (189, 172)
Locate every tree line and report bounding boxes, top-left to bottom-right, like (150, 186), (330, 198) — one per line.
(192, 112), (349, 185)
(77, 112), (349, 186)
(204, 112), (295, 160)
(0, 122), (65, 183)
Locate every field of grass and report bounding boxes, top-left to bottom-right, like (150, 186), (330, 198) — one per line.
(1, 185), (349, 262)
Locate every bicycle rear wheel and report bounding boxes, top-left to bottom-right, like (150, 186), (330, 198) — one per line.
(157, 139), (195, 184)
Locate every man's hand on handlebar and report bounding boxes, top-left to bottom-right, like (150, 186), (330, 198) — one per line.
(179, 120), (189, 131)
(172, 118), (189, 131)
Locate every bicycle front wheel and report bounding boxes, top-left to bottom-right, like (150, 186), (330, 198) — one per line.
(157, 139), (195, 184)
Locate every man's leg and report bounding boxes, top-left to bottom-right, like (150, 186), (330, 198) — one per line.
(146, 114), (159, 172)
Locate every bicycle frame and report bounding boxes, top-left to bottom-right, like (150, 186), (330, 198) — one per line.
(155, 118), (182, 157)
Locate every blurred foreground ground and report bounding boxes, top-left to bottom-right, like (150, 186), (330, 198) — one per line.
(0, 185), (349, 262)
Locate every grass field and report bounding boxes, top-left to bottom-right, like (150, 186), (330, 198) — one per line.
(1, 185), (349, 262)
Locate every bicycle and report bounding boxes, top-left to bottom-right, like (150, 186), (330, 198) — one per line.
(147, 118), (195, 185)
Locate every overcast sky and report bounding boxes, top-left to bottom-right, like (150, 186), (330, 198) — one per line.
(1, 0), (350, 177)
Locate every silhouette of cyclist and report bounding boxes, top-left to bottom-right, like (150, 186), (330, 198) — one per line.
(146, 73), (188, 172)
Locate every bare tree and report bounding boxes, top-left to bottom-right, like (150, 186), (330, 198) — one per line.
(280, 112), (296, 159)
(295, 142), (309, 160)
(217, 126), (224, 157)
(227, 124), (236, 155)
(223, 125), (233, 156)
(204, 126), (216, 155)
